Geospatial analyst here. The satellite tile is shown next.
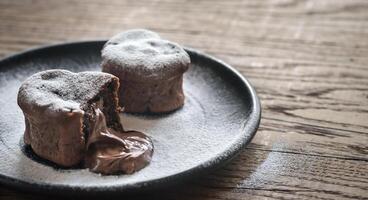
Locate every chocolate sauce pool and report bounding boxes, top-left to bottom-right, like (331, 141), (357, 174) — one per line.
(84, 109), (153, 174)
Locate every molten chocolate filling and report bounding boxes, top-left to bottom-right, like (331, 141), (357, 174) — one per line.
(79, 81), (153, 175)
(84, 108), (153, 174)
(83, 108), (153, 174)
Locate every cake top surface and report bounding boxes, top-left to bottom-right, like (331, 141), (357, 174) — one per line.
(102, 29), (190, 80)
(18, 69), (117, 114)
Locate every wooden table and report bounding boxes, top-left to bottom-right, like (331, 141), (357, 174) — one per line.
(0, 0), (367, 199)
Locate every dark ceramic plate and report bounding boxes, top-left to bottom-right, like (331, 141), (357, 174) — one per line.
(0, 41), (260, 195)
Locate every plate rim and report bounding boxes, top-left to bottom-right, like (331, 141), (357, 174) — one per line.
(0, 40), (261, 195)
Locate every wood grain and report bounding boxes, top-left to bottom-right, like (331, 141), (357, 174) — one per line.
(0, 0), (367, 199)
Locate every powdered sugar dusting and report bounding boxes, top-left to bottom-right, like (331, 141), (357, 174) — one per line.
(102, 29), (190, 80)
(18, 69), (117, 113)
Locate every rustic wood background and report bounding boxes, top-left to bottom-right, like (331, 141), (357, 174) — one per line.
(0, 0), (367, 199)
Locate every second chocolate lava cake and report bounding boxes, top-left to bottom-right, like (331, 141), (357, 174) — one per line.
(102, 29), (191, 113)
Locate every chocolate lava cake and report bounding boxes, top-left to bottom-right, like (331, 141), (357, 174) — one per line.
(101, 29), (191, 113)
(18, 69), (153, 174)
